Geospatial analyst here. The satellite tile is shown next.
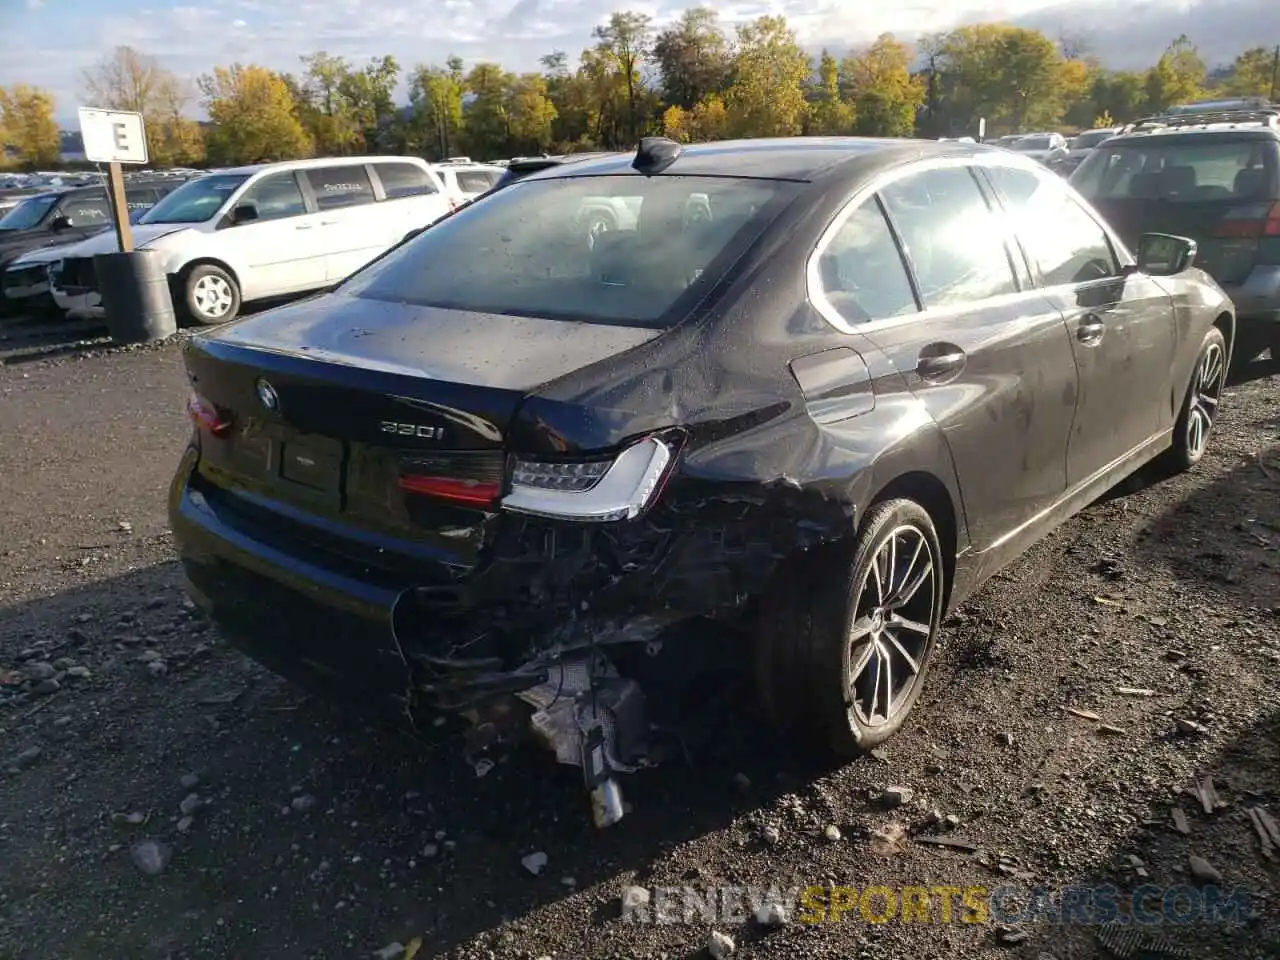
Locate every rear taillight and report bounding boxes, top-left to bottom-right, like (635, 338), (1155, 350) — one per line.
(397, 474), (500, 507)
(186, 393), (230, 438)
(1213, 202), (1280, 238)
(502, 435), (678, 523)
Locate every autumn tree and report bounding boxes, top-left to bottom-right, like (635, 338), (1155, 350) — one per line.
(808, 50), (854, 135)
(843, 34), (923, 137)
(725, 16), (810, 138)
(408, 57), (464, 158)
(653, 7), (731, 110)
(340, 55), (401, 150)
(925, 25), (1069, 133)
(292, 52), (362, 154)
(1144, 35), (1206, 113)
(1220, 46), (1280, 98)
(507, 73), (558, 154)
(593, 12), (652, 144)
(463, 63), (511, 158)
(541, 51), (594, 148)
(200, 64), (312, 164)
(662, 94), (728, 142)
(81, 46), (204, 165)
(0, 85), (61, 166)
(1090, 71), (1147, 123)
(997, 28), (1067, 130)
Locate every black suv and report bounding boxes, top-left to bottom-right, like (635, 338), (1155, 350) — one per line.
(1070, 107), (1280, 362)
(0, 180), (182, 312)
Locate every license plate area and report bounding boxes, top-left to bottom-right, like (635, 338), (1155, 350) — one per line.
(275, 436), (345, 506)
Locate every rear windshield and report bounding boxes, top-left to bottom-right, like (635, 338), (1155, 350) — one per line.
(1014, 136), (1053, 150)
(1071, 138), (1279, 203)
(1072, 130), (1114, 149)
(341, 174), (795, 328)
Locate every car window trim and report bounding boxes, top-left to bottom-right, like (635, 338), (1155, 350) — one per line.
(808, 155), (1048, 335)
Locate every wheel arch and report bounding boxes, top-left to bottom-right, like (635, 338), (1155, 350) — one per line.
(864, 470), (961, 613)
(1212, 310), (1234, 363)
(173, 257), (241, 292)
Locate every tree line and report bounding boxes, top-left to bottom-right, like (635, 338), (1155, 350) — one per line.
(1, 8), (1277, 169)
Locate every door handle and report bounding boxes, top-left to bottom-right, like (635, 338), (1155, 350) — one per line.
(295, 224), (314, 230)
(320, 220), (338, 226)
(1077, 314), (1105, 345)
(916, 349), (966, 383)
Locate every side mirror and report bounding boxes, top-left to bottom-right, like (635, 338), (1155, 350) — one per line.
(49, 215), (71, 231)
(1135, 233), (1197, 276)
(231, 203), (259, 225)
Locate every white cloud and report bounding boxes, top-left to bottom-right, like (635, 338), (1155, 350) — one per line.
(0, 0), (1261, 121)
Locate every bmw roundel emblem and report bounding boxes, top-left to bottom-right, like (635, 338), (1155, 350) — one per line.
(255, 378), (280, 412)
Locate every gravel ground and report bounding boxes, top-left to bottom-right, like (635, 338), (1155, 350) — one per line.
(1, 340), (1277, 960)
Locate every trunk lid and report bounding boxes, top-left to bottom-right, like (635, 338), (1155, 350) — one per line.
(185, 293), (663, 571)
(1091, 197), (1264, 284)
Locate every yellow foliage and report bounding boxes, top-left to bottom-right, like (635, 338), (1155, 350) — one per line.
(199, 64), (313, 164)
(725, 16), (810, 138)
(0, 84), (61, 166)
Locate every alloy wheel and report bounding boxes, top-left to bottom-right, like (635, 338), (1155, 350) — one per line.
(847, 523), (937, 728)
(1187, 340), (1224, 459)
(193, 275), (233, 319)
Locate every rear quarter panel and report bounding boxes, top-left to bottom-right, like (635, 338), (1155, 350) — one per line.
(519, 178), (971, 609)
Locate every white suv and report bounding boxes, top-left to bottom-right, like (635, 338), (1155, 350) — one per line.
(48, 156), (453, 325)
(428, 158), (505, 203)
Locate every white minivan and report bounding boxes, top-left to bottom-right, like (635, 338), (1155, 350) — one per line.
(52, 156), (453, 325)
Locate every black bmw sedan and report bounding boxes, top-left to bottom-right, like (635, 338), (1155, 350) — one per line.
(172, 136), (1233, 824)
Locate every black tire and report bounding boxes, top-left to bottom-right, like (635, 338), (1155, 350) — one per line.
(180, 263), (241, 326)
(756, 498), (946, 757)
(1163, 326), (1227, 474)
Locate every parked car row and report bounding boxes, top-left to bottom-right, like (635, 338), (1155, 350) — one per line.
(0, 156), (505, 324)
(0, 176), (190, 313)
(161, 131), (1250, 827)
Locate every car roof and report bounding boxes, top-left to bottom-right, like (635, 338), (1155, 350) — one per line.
(212, 156), (429, 176)
(1105, 125), (1280, 146)
(516, 137), (997, 183)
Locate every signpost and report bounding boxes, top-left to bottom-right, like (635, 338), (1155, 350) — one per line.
(77, 107), (148, 253)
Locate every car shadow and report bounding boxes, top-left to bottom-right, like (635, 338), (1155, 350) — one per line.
(0, 561), (851, 959)
(1226, 350), (1278, 388)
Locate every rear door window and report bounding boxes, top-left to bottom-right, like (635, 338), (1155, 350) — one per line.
(879, 166), (1020, 308)
(340, 175), (796, 328)
(239, 172), (309, 221)
(306, 165), (376, 210)
(374, 162), (438, 199)
(987, 165), (1119, 286)
(1073, 138), (1278, 203)
(815, 197), (918, 323)
(455, 170), (498, 194)
(124, 188), (159, 210)
(60, 195), (112, 227)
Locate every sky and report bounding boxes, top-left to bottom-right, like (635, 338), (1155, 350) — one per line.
(0, 0), (1271, 125)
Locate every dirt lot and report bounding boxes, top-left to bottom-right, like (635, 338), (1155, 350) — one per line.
(1, 340), (1278, 960)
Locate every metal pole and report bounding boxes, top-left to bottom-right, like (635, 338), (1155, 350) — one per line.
(107, 160), (133, 253)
